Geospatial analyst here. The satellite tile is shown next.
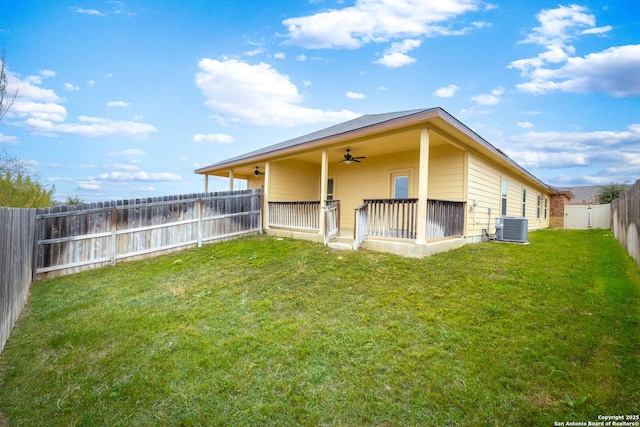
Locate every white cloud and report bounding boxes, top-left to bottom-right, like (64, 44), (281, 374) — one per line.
(514, 44), (640, 97)
(10, 101), (67, 122)
(24, 116), (157, 139)
(195, 58), (359, 126)
(132, 186), (156, 192)
(110, 163), (141, 171)
(502, 124), (640, 183)
(282, 0), (488, 49)
(374, 38), (421, 68)
(471, 86), (504, 105)
(517, 121), (535, 129)
(274, 52), (285, 59)
(296, 54), (307, 61)
(40, 70), (56, 78)
(107, 149), (146, 157)
(509, 5), (637, 98)
(63, 83), (80, 91)
(433, 84), (459, 98)
(72, 7), (105, 16)
(0, 132), (18, 144)
(8, 72), (61, 102)
(245, 48), (264, 56)
(107, 101), (131, 107)
(345, 91), (366, 100)
(98, 171), (182, 182)
(193, 133), (235, 144)
(6, 72), (156, 139)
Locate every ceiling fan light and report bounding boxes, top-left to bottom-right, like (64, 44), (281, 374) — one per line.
(343, 160), (352, 165)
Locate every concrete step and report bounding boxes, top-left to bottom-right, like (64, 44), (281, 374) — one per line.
(327, 241), (353, 251)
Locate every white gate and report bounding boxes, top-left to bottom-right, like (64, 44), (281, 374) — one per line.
(564, 204), (610, 229)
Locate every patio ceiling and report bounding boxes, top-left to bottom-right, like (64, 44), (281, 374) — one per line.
(217, 127), (452, 178)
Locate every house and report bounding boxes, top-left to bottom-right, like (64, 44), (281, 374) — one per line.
(558, 185), (601, 205)
(195, 107), (563, 257)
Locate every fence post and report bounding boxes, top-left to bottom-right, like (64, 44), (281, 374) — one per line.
(197, 197), (203, 247)
(110, 206), (117, 265)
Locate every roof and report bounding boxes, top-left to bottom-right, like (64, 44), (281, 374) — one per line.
(195, 107), (555, 193)
(195, 108), (434, 172)
(558, 185), (601, 204)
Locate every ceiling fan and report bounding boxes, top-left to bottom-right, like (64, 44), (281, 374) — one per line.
(340, 149), (366, 164)
(254, 166), (264, 176)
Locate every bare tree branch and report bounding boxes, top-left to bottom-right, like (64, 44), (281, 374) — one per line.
(0, 49), (18, 123)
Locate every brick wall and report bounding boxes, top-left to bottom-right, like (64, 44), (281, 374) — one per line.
(550, 193), (572, 228)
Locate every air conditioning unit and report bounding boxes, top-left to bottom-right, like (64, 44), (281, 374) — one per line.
(495, 217), (528, 243)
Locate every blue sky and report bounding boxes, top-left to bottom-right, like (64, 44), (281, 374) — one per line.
(1, 0), (639, 202)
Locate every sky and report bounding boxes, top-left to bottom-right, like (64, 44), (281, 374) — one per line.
(1, 0), (639, 203)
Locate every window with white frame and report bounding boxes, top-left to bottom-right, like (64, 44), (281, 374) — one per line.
(522, 189), (527, 217)
(537, 195), (541, 218)
(501, 179), (508, 216)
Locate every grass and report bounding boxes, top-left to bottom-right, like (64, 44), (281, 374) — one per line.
(0, 229), (638, 426)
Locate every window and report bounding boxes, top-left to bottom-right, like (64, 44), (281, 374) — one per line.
(390, 170), (412, 199)
(393, 175), (409, 198)
(326, 177), (335, 201)
(536, 195), (541, 218)
(544, 197), (548, 219)
(522, 189), (527, 217)
(501, 179), (508, 216)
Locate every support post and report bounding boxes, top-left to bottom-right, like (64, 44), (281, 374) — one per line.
(204, 174), (209, 193)
(263, 162), (270, 230)
(319, 150), (328, 238)
(416, 128), (430, 245)
(229, 170), (234, 191)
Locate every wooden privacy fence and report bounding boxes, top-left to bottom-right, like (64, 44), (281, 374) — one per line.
(0, 208), (36, 354)
(35, 190), (263, 279)
(611, 179), (640, 265)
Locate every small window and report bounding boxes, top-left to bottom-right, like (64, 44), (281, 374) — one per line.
(544, 197), (548, 219)
(501, 179), (508, 216)
(393, 175), (409, 199)
(326, 177), (335, 201)
(522, 189), (527, 217)
(536, 195), (541, 218)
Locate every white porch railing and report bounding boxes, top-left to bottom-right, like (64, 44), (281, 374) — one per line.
(268, 201), (320, 231)
(323, 201), (340, 244)
(353, 198), (466, 248)
(353, 203), (368, 250)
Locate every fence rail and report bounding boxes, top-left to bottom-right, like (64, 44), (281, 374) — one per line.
(0, 208), (36, 354)
(35, 190), (263, 279)
(611, 179), (640, 265)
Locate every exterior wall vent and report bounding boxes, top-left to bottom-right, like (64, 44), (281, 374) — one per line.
(495, 217), (528, 243)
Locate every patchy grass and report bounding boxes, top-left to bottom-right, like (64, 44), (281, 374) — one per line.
(0, 230), (638, 426)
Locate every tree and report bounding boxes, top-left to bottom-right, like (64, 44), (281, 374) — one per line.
(0, 49), (18, 122)
(0, 172), (55, 208)
(597, 183), (629, 204)
(0, 151), (55, 208)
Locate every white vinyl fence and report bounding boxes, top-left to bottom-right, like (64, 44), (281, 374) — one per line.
(564, 204), (611, 229)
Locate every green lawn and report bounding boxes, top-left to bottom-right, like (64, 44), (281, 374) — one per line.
(0, 230), (638, 426)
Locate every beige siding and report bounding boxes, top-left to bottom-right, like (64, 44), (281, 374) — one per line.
(428, 144), (465, 200)
(467, 153), (550, 236)
(268, 160), (320, 201)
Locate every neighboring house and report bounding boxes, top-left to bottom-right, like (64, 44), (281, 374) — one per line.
(196, 107), (563, 257)
(559, 185), (601, 205)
